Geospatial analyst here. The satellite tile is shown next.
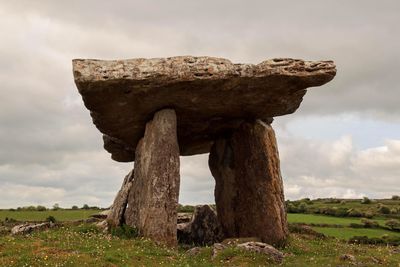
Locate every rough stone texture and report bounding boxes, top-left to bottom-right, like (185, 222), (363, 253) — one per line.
(185, 247), (202, 256)
(95, 220), (108, 232)
(209, 120), (288, 246)
(73, 56), (336, 162)
(237, 242), (284, 264)
(177, 205), (223, 246)
(91, 209), (111, 220)
(124, 109), (180, 247)
(11, 222), (52, 235)
(177, 213), (192, 224)
(339, 254), (356, 262)
(107, 169), (134, 226)
(222, 237), (262, 245)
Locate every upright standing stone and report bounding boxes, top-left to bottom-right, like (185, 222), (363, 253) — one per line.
(124, 109), (180, 247)
(107, 169), (134, 227)
(209, 120), (288, 246)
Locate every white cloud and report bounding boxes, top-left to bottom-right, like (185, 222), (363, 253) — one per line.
(0, 1), (399, 207)
(0, 183), (66, 207)
(278, 129), (400, 200)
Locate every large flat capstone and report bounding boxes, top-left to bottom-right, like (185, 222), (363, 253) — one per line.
(73, 56), (336, 162)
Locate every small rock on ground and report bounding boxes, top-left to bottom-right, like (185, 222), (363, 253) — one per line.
(11, 222), (52, 235)
(237, 242), (284, 264)
(185, 247), (202, 256)
(339, 254), (356, 262)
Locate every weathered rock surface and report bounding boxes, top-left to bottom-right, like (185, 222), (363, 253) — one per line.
(209, 120), (288, 246)
(90, 209), (111, 219)
(211, 241), (283, 263)
(124, 109), (180, 247)
(73, 56), (336, 162)
(177, 205), (223, 246)
(237, 242), (284, 263)
(11, 222), (52, 235)
(107, 169), (134, 226)
(185, 247), (202, 256)
(95, 220), (108, 232)
(221, 237), (262, 245)
(177, 213), (192, 224)
(339, 254), (356, 262)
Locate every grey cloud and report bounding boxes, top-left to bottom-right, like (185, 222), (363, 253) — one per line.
(275, 126), (400, 199)
(0, 1), (399, 207)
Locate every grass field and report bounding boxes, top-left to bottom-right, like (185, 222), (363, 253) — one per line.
(1, 224), (399, 267)
(0, 210), (100, 221)
(312, 226), (400, 240)
(2, 210), (400, 242)
(0, 210), (386, 225)
(287, 213), (386, 226)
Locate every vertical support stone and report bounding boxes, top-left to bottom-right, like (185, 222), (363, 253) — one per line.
(124, 109), (180, 247)
(107, 169), (134, 227)
(209, 120), (288, 246)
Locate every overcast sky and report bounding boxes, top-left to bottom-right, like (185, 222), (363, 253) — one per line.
(0, 0), (399, 208)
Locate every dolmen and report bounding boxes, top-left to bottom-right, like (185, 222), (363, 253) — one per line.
(73, 56), (336, 247)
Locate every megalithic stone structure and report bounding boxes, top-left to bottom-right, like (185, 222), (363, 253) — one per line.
(72, 56), (336, 247)
(107, 169), (134, 227)
(124, 109), (180, 247)
(209, 120), (288, 246)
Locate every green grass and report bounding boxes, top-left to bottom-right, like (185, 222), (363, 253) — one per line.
(0, 225), (399, 266)
(2, 210), (399, 244)
(1, 210), (388, 226)
(0, 210), (100, 222)
(312, 226), (400, 240)
(287, 213), (386, 226)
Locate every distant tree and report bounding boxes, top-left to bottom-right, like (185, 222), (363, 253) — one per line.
(298, 203), (307, 213)
(286, 203), (298, 213)
(36, 205), (47, 211)
(53, 203), (60, 210)
(392, 195), (400, 200)
(361, 197), (371, 204)
(71, 205), (79, 210)
(178, 205), (195, 213)
(82, 204), (90, 210)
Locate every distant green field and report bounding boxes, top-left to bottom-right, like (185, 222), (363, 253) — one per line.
(312, 226), (400, 240)
(287, 213), (386, 226)
(0, 209), (100, 221)
(1, 209), (400, 243)
(0, 210), (389, 226)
